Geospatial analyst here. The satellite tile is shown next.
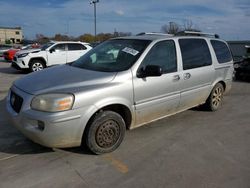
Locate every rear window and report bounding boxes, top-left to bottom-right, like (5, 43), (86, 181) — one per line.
(179, 39), (212, 70)
(68, 43), (87, 51)
(211, 40), (232, 63)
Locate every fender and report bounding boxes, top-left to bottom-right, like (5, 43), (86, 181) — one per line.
(94, 96), (135, 123)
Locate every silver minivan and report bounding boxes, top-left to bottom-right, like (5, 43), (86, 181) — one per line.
(6, 32), (234, 154)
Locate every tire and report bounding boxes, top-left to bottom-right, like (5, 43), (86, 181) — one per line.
(85, 111), (126, 154)
(29, 59), (45, 72)
(204, 83), (224, 111)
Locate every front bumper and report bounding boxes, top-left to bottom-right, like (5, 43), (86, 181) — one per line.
(6, 86), (96, 148)
(12, 56), (29, 69)
(11, 62), (22, 70)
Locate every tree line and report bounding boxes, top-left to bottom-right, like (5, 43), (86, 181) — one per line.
(25, 20), (199, 44)
(34, 32), (132, 44)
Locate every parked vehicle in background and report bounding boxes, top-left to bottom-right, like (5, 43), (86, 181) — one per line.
(4, 44), (41, 62)
(0, 44), (12, 57)
(6, 32), (233, 154)
(234, 45), (250, 80)
(90, 41), (101, 48)
(11, 41), (92, 72)
(228, 40), (250, 63)
(3, 48), (19, 61)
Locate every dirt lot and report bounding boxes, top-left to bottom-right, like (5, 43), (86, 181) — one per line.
(0, 58), (250, 188)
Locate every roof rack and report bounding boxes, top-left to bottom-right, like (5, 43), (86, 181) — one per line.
(136, 32), (174, 37)
(176, 31), (220, 38)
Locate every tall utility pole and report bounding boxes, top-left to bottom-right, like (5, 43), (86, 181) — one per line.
(90, 0), (99, 39)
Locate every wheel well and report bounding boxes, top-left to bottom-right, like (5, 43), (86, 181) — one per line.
(81, 104), (132, 146)
(87, 104), (132, 130)
(101, 104), (132, 129)
(218, 81), (226, 91)
(29, 58), (46, 67)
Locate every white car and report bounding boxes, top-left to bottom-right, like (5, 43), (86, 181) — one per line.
(12, 41), (92, 72)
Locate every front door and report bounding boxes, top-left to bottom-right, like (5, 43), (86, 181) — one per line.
(47, 43), (67, 66)
(133, 40), (181, 127)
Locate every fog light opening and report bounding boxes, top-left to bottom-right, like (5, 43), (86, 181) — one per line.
(37, 120), (45, 131)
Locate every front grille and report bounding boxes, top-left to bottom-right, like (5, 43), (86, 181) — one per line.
(10, 91), (23, 113)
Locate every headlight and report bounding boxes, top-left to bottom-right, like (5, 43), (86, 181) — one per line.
(17, 53), (28, 58)
(31, 93), (74, 112)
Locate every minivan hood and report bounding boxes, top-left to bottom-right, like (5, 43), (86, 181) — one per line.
(16, 48), (41, 56)
(14, 65), (116, 95)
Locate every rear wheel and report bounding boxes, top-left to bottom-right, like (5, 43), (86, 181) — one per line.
(29, 60), (45, 72)
(204, 83), (224, 111)
(85, 111), (126, 154)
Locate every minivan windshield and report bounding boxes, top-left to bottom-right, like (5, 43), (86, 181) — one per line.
(71, 39), (150, 72)
(41, 42), (54, 51)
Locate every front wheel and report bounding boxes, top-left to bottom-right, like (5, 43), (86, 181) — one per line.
(29, 60), (45, 72)
(204, 83), (224, 111)
(85, 111), (126, 154)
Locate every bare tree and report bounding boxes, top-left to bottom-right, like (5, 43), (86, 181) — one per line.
(161, 22), (181, 34)
(183, 20), (201, 32)
(53, 34), (71, 41)
(35, 34), (50, 44)
(183, 20), (193, 30)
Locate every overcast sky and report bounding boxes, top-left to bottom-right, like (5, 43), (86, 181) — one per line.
(0, 0), (249, 40)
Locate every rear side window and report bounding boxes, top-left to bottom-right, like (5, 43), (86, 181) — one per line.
(68, 43), (87, 51)
(211, 40), (232, 63)
(140, 40), (177, 73)
(179, 39), (212, 70)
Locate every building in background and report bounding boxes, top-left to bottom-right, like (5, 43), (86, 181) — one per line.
(0, 27), (23, 44)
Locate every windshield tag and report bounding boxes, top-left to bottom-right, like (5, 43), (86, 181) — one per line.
(122, 47), (139, 56)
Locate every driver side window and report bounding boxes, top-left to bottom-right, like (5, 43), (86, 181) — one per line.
(140, 40), (177, 73)
(51, 44), (66, 51)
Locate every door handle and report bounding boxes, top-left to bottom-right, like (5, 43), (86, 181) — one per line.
(173, 75), (180, 81)
(184, 73), (191, 80)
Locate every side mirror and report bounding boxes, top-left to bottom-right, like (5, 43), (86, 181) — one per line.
(49, 48), (55, 53)
(137, 65), (163, 78)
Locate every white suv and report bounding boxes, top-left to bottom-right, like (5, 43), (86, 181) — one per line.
(12, 41), (92, 72)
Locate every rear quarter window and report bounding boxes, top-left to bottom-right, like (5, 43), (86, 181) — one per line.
(211, 40), (232, 63)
